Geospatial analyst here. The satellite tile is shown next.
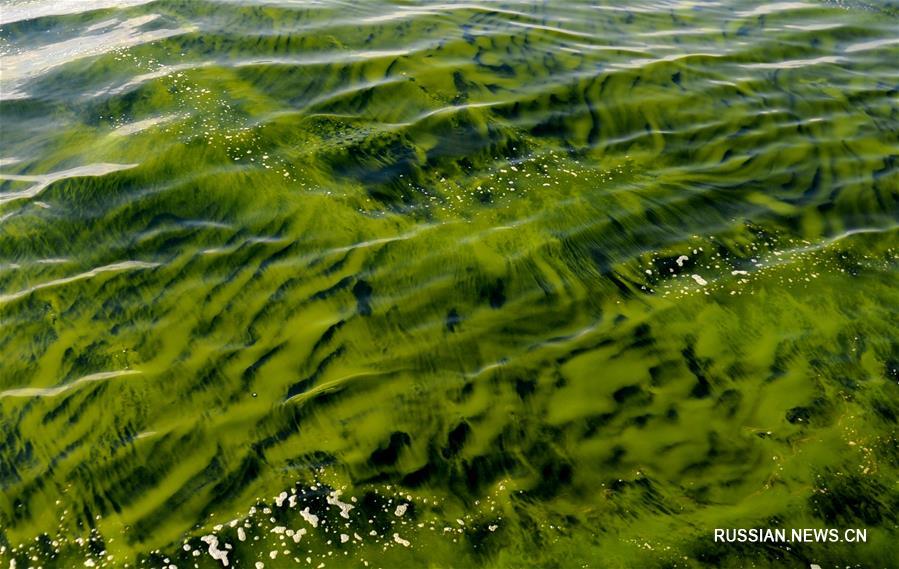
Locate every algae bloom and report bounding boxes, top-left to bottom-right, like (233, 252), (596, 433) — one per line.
(1, 1), (897, 568)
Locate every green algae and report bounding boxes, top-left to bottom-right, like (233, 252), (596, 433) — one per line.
(1, 1), (898, 567)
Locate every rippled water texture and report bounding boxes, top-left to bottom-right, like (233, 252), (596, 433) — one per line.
(1, 1), (898, 567)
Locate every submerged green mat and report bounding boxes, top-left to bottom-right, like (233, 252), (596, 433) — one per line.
(1, 0), (897, 567)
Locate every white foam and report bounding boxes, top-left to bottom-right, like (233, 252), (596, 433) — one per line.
(300, 507), (319, 528)
(326, 490), (355, 519)
(200, 535), (229, 567)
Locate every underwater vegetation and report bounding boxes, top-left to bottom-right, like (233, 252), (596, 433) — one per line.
(0, 0), (897, 567)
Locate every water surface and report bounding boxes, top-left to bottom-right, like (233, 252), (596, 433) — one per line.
(1, 1), (898, 567)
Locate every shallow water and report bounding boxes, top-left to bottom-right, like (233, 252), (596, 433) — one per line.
(1, 1), (897, 567)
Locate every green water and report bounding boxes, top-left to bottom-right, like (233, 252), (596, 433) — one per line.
(1, 0), (897, 567)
